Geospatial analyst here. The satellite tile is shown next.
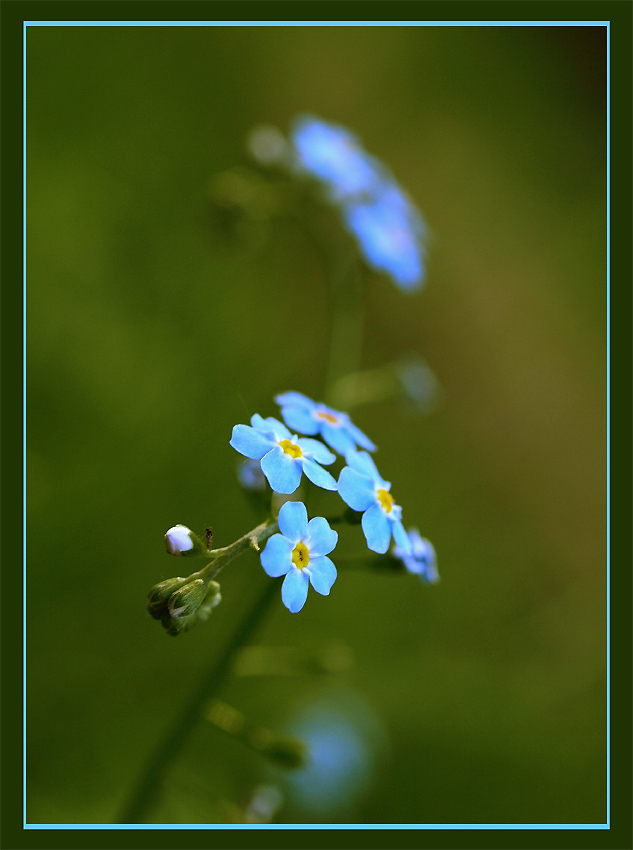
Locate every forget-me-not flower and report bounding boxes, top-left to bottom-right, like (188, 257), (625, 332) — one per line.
(338, 451), (411, 555)
(291, 115), (383, 203)
(344, 186), (426, 291)
(275, 391), (376, 456)
(261, 500), (338, 613)
(394, 528), (439, 583)
(230, 414), (337, 495)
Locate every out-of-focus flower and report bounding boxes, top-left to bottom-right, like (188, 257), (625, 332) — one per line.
(275, 391), (376, 455)
(287, 115), (428, 290)
(237, 458), (268, 491)
(394, 528), (439, 583)
(230, 414), (337, 495)
(290, 115), (383, 202)
(344, 186), (426, 291)
(280, 690), (387, 817)
(247, 124), (289, 166)
(260, 500), (338, 613)
(337, 451), (411, 555)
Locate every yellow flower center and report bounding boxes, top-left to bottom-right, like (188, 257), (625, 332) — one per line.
(279, 439), (303, 459)
(377, 488), (394, 513)
(317, 411), (339, 425)
(291, 541), (310, 570)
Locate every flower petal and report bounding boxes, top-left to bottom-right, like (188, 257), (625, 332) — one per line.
(251, 414), (291, 440)
(361, 502), (391, 554)
(337, 466), (376, 511)
(281, 568), (310, 613)
(278, 500), (308, 542)
(260, 534), (293, 577)
(280, 405), (319, 436)
(345, 420), (376, 452)
(390, 516), (412, 555)
(305, 516), (338, 556)
(301, 457), (338, 491)
(230, 424), (275, 460)
(320, 422), (354, 455)
(296, 437), (336, 465)
(344, 450), (384, 485)
(274, 391), (314, 409)
(308, 555), (337, 596)
(260, 446), (303, 494)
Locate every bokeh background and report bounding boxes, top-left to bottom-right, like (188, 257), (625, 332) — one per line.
(26, 25), (607, 825)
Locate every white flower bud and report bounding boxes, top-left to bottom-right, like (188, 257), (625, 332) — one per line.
(164, 525), (196, 556)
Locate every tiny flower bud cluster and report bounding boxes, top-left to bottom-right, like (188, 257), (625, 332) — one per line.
(148, 574), (222, 636)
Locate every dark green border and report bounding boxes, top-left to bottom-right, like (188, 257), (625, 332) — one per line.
(3, 1), (631, 848)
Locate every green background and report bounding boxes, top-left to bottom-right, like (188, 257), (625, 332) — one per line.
(26, 24), (607, 826)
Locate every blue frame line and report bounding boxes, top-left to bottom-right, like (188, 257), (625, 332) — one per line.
(24, 20), (609, 27)
(22, 19), (611, 832)
(23, 19), (28, 832)
(605, 20), (611, 831)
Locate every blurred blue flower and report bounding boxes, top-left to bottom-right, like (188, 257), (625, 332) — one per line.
(230, 414), (337, 495)
(337, 451), (411, 555)
(291, 115), (383, 202)
(260, 500), (338, 613)
(237, 458), (268, 491)
(281, 690), (387, 817)
(394, 528), (439, 583)
(275, 391), (376, 456)
(288, 115), (428, 291)
(344, 186), (426, 291)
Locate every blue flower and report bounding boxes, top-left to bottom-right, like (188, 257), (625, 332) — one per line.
(337, 451), (411, 555)
(230, 414), (337, 495)
(275, 391), (376, 456)
(291, 115), (383, 202)
(236, 458), (268, 492)
(343, 186), (426, 291)
(394, 528), (439, 583)
(261, 501), (338, 613)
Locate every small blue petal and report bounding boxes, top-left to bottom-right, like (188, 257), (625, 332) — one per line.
(296, 437), (336, 465)
(260, 446), (303, 494)
(280, 405), (319, 436)
(337, 466), (376, 512)
(251, 414), (291, 440)
(282, 568), (310, 613)
(305, 517), (338, 556)
(344, 420), (376, 452)
(361, 503), (391, 554)
(390, 516), (412, 554)
(320, 422), (355, 455)
(230, 424), (275, 460)
(275, 391), (315, 409)
(308, 555), (337, 596)
(278, 500), (309, 543)
(344, 450), (384, 485)
(302, 457), (338, 491)
(260, 534), (293, 577)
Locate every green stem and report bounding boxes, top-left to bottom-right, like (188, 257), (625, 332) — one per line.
(193, 519), (279, 583)
(118, 576), (279, 824)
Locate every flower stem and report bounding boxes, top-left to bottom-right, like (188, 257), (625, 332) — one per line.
(118, 576), (279, 824)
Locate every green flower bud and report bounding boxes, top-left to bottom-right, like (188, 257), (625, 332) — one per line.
(160, 609), (197, 636)
(195, 581), (222, 622)
(147, 576), (188, 619)
(164, 525), (208, 557)
(167, 578), (208, 619)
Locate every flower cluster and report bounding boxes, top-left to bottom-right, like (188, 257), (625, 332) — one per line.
(288, 115), (427, 292)
(231, 391), (437, 612)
